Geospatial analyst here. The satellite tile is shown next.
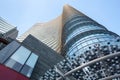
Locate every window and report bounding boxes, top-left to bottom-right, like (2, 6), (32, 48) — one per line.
(4, 46), (38, 77)
(5, 46), (31, 71)
(11, 46), (31, 64)
(65, 26), (105, 43)
(20, 53), (38, 77)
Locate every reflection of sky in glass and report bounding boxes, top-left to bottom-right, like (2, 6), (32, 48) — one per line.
(26, 53), (38, 68)
(11, 46), (31, 64)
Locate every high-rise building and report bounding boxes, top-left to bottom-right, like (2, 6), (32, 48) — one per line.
(0, 4), (120, 80)
(0, 17), (18, 50)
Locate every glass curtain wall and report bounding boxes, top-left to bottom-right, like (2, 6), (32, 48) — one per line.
(4, 46), (38, 77)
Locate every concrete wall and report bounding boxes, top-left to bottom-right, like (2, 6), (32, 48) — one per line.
(21, 35), (64, 80)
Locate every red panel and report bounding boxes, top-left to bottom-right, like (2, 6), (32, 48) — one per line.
(0, 64), (29, 80)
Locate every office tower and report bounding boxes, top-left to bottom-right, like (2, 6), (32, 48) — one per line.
(60, 5), (120, 80)
(1, 5), (120, 80)
(0, 17), (18, 50)
(17, 17), (62, 53)
(38, 5), (120, 80)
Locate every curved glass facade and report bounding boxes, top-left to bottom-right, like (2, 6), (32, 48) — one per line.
(38, 5), (120, 80)
(40, 15), (120, 80)
(62, 15), (119, 56)
(60, 15), (120, 80)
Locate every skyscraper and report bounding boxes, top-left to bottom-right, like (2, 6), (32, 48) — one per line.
(0, 4), (120, 80)
(0, 17), (18, 50)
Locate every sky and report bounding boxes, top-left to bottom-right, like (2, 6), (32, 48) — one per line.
(0, 0), (120, 37)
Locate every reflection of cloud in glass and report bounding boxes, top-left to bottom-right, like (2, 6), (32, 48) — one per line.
(11, 46), (31, 64)
(26, 53), (38, 68)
